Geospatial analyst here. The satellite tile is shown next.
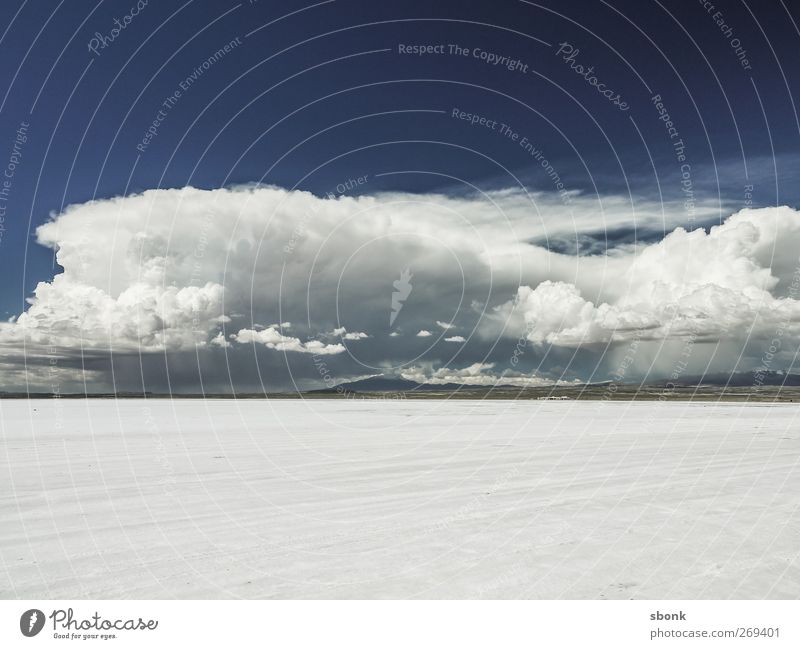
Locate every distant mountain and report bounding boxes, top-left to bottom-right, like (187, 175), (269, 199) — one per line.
(312, 370), (800, 394)
(310, 376), (528, 394)
(314, 377), (421, 392)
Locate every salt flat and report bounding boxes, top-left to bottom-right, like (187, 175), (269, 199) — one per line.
(1, 399), (798, 599)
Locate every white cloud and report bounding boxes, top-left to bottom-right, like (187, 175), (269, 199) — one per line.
(331, 326), (369, 340)
(232, 327), (344, 355)
(495, 207), (800, 347)
(436, 320), (455, 330)
(416, 330), (433, 337)
(210, 332), (231, 348)
(444, 335), (466, 343)
(0, 276), (226, 353)
(401, 362), (572, 387)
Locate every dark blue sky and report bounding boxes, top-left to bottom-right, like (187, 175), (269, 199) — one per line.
(1, 0), (798, 319)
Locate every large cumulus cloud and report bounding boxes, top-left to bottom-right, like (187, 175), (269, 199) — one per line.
(4, 276), (226, 352)
(1, 184), (798, 391)
(499, 207), (800, 346)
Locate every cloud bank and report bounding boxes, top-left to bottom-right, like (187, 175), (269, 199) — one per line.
(1, 185), (798, 390)
(498, 207), (800, 346)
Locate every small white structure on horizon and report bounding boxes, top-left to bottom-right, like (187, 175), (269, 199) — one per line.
(537, 395), (570, 400)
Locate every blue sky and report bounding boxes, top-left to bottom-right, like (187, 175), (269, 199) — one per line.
(1, 0), (800, 391)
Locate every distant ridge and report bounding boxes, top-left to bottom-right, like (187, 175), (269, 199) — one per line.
(319, 371), (800, 394)
(309, 376), (496, 394)
(1, 371), (798, 399)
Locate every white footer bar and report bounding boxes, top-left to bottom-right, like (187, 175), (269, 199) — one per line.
(1, 600), (797, 648)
